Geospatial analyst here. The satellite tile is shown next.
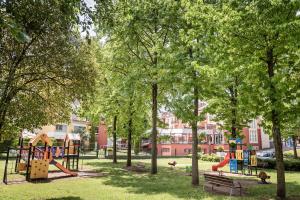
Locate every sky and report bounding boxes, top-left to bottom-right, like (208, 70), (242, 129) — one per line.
(85, 0), (95, 8)
(81, 0), (96, 37)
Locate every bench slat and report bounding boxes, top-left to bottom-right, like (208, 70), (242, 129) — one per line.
(204, 173), (242, 196)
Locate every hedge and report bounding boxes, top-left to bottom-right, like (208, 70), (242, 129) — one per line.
(200, 153), (221, 162)
(257, 158), (300, 171)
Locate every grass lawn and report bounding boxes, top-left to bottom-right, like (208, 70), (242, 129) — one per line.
(0, 157), (299, 200)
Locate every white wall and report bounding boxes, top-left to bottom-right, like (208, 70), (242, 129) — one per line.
(261, 127), (271, 149)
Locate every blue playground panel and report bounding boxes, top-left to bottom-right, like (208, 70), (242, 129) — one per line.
(243, 150), (249, 165)
(50, 146), (65, 158)
(230, 159), (238, 173)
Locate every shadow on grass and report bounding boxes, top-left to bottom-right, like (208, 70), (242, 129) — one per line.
(85, 160), (231, 200)
(85, 160), (300, 200)
(45, 197), (82, 200)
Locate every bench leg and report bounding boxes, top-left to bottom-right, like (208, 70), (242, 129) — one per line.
(230, 188), (233, 196)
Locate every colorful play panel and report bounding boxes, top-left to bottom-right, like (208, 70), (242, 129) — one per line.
(212, 138), (257, 176)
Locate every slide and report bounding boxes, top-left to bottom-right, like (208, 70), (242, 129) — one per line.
(212, 153), (230, 171)
(50, 159), (77, 176)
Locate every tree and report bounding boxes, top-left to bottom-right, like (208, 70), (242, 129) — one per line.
(0, 0), (96, 140)
(95, 0), (179, 174)
(80, 39), (149, 166)
(216, 1), (300, 198)
(165, 0), (218, 185)
(204, 59), (257, 140)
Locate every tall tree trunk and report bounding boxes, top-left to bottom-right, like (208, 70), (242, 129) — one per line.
(134, 138), (140, 155)
(292, 135), (298, 159)
(267, 48), (285, 199)
(151, 82), (158, 174)
(192, 69), (199, 186)
(228, 83), (238, 139)
(127, 116), (133, 167)
(112, 115), (117, 164)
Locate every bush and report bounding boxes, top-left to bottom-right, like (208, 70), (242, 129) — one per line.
(200, 153), (221, 162)
(187, 153), (202, 159)
(185, 165), (192, 175)
(216, 146), (224, 152)
(257, 158), (300, 171)
(283, 151), (295, 159)
(107, 147), (113, 151)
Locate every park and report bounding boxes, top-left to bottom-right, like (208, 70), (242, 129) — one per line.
(0, 0), (299, 200)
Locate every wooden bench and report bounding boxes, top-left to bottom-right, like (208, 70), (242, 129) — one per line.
(204, 173), (242, 196)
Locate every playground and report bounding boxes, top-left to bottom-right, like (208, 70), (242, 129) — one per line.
(0, 157), (299, 200)
(1, 136), (299, 199)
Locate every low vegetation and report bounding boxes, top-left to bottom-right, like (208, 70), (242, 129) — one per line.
(0, 158), (300, 200)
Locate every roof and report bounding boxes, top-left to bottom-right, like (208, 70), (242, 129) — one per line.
(145, 128), (214, 136)
(47, 131), (67, 140)
(66, 133), (81, 141)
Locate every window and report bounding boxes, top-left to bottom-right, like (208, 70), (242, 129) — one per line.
(56, 124), (67, 132)
(249, 120), (257, 129)
(73, 126), (86, 133)
(184, 148), (192, 153)
(249, 129), (258, 143)
(215, 134), (223, 144)
(162, 148), (170, 153)
(178, 136), (185, 143)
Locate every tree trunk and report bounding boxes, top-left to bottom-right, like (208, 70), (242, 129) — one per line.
(272, 111), (285, 199)
(151, 83), (158, 174)
(127, 116), (132, 167)
(267, 48), (285, 199)
(134, 138), (140, 155)
(112, 115), (117, 164)
(228, 84), (238, 139)
(191, 70), (199, 186)
(292, 135), (298, 159)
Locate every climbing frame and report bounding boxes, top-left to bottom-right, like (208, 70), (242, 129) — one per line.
(30, 159), (49, 179)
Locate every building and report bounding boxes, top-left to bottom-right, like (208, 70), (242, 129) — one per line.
(96, 100), (271, 155)
(97, 121), (127, 149)
(36, 114), (91, 146)
(143, 111), (271, 156)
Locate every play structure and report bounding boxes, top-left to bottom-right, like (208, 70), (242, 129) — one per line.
(3, 133), (80, 184)
(212, 138), (257, 176)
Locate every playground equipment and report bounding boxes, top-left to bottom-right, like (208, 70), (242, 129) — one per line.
(212, 153), (230, 171)
(3, 133), (80, 184)
(212, 138), (257, 176)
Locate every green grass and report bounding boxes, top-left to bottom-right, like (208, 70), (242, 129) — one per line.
(284, 149), (300, 157)
(0, 158), (299, 200)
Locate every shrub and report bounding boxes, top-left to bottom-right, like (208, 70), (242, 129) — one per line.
(200, 153), (221, 162)
(216, 146), (224, 152)
(107, 147), (113, 151)
(283, 151), (295, 159)
(187, 153), (201, 159)
(257, 158), (300, 171)
(185, 165), (192, 175)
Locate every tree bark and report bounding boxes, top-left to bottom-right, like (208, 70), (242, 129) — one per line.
(127, 116), (133, 167)
(292, 135), (298, 159)
(151, 82), (158, 174)
(267, 47), (285, 199)
(192, 69), (199, 186)
(228, 83), (238, 139)
(112, 115), (117, 164)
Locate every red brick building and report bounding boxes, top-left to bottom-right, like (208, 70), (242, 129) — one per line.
(97, 104), (271, 155)
(97, 121), (108, 149)
(142, 111), (270, 156)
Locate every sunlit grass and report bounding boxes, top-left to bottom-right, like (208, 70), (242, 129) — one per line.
(0, 158), (299, 200)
